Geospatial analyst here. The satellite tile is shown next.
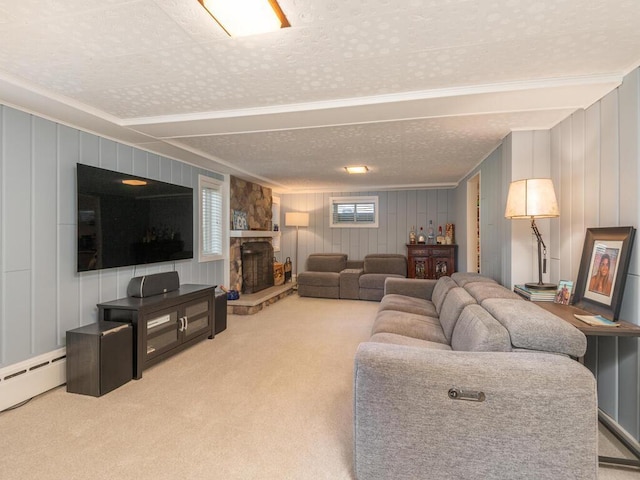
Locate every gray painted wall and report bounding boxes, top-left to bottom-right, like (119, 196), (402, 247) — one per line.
(0, 105), (226, 368)
(549, 67), (640, 441)
(464, 67), (640, 442)
(278, 190), (456, 272)
(453, 144), (509, 283)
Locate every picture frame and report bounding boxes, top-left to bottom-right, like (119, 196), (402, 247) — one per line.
(232, 210), (248, 230)
(554, 280), (574, 305)
(573, 226), (636, 320)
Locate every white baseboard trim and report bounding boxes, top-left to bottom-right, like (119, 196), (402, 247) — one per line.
(0, 348), (67, 412)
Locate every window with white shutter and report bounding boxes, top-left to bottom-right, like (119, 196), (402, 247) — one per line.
(199, 175), (227, 261)
(329, 196), (379, 228)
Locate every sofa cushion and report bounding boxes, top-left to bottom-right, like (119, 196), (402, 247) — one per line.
(372, 310), (447, 344)
(360, 273), (404, 290)
(363, 254), (407, 276)
(451, 272), (498, 287)
(438, 287), (476, 342)
(306, 254), (347, 273)
(369, 333), (452, 350)
(378, 294), (437, 317)
(384, 277), (437, 300)
(432, 276), (457, 314)
(482, 298), (587, 357)
(297, 271), (340, 287)
(464, 282), (522, 304)
(451, 304), (512, 352)
(297, 284), (340, 299)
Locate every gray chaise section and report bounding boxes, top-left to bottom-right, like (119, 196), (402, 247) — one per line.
(297, 253), (347, 299)
(358, 254), (407, 301)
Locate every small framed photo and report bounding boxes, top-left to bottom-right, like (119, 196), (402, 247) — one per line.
(232, 210), (248, 230)
(554, 280), (574, 305)
(573, 226), (636, 320)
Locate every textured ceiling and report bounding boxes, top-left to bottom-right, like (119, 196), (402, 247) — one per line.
(0, 0), (639, 192)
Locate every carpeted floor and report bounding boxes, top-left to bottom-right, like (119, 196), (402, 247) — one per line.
(0, 295), (638, 479)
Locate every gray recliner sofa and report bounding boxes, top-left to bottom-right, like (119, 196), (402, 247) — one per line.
(297, 253), (408, 300)
(358, 253), (407, 301)
(296, 253), (348, 299)
(354, 272), (597, 480)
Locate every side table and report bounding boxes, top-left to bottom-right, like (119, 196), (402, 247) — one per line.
(535, 301), (640, 468)
(66, 321), (133, 397)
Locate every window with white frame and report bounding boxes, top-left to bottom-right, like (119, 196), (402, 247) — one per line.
(330, 196), (379, 228)
(199, 174), (227, 262)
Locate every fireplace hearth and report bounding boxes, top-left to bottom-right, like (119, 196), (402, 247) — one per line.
(241, 241), (274, 294)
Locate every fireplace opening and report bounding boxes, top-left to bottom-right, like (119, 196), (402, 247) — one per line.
(241, 241), (274, 294)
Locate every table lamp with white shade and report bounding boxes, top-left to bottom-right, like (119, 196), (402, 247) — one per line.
(505, 178), (560, 290)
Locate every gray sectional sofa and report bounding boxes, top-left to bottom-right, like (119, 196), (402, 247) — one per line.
(297, 253), (407, 301)
(354, 272), (598, 480)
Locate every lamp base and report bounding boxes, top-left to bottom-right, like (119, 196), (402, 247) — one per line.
(525, 282), (557, 290)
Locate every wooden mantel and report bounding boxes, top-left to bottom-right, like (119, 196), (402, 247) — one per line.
(230, 230), (279, 238)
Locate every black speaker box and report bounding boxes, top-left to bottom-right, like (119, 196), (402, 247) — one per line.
(127, 271), (180, 298)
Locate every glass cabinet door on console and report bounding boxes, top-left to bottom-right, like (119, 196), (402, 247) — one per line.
(180, 297), (212, 341)
(406, 244), (456, 279)
(143, 297), (212, 359)
(146, 307), (180, 358)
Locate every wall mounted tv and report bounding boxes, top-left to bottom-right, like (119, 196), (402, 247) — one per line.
(77, 163), (193, 272)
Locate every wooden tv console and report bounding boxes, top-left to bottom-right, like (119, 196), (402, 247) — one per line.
(97, 284), (216, 379)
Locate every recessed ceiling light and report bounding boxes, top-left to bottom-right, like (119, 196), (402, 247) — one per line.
(345, 166), (369, 174)
(197, 0), (290, 37)
(122, 179), (147, 186)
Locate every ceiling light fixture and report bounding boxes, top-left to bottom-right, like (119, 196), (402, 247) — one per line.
(197, 0), (290, 37)
(122, 179), (147, 186)
(345, 166), (369, 174)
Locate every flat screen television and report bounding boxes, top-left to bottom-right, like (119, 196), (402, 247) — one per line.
(77, 163), (193, 272)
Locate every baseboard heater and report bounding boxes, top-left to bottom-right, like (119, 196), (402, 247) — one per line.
(0, 348), (67, 412)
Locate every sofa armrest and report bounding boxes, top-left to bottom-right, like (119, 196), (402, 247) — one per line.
(354, 342), (597, 480)
(340, 268), (363, 299)
(384, 277), (436, 299)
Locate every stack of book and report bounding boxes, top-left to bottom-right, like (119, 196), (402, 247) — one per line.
(513, 284), (557, 301)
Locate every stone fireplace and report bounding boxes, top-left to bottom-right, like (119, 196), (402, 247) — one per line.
(241, 241), (274, 294)
(229, 176), (274, 292)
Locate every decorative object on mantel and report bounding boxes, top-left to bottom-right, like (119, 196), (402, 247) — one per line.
(505, 178), (559, 290)
(232, 210), (248, 230)
(427, 220), (435, 244)
(285, 212), (309, 281)
(445, 223), (455, 244)
(409, 226), (417, 245)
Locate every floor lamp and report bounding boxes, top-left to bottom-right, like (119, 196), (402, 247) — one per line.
(285, 212), (309, 283)
(505, 178), (559, 290)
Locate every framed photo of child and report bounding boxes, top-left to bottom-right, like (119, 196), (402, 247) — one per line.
(573, 227), (635, 320)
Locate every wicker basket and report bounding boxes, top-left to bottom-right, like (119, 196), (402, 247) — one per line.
(273, 261), (285, 286)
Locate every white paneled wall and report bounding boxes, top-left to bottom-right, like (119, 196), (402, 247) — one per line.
(0, 105), (226, 369)
(550, 68), (640, 441)
(278, 190), (456, 270)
